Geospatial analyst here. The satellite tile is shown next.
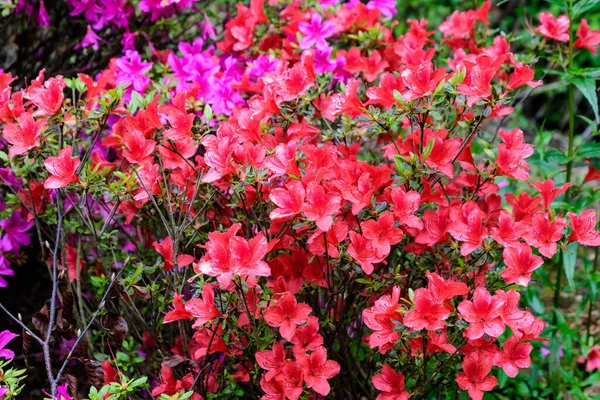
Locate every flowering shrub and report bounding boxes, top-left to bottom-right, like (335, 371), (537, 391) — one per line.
(0, 0), (600, 399)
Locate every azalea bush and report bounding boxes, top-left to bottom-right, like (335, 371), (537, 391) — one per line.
(0, 0), (600, 399)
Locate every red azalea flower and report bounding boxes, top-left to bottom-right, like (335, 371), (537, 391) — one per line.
(264, 292), (312, 341)
(3, 113), (46, 157)
(404, 288), (450, 331)
(185, 283), (221, 328)
(256, 341), (287, 381)
(567, 210), (600, 246)
(152, 235), (195, 272)
(535, 12), (570, 42)
(531, 179), (571, 209)
(43, 145), (80, 189)
(494, 336), (532, 377)
(501, 243), (544, 287)
(574, 19), (600, 54)
(297, 346), (340, 396)
(372, 364), (409, 400)
(455, 354), (499, 400)
(457, 287), (505, 340)
(302, 182), (342, 232)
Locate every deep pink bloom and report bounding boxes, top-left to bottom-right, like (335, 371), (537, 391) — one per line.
(115, 51), (152, 92)
(0, 212), (33, 252)
(0, 330), (18, 360)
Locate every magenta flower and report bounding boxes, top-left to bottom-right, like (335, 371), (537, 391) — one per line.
(38, 0), (51, 26)
(0, 213), (33, 252)
(0, 255), (15, 288)
(115, 51), (152, 93)
(298, 13), (336, 51)
(0, 330), (18, 360)
(200, 13), (217, 40)
(43, 382), (73, 400)
(75, 25), (104, 50)
(367, 0), (397, 19)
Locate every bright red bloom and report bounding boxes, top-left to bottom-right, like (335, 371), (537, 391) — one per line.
(415, 208), (451, 246)
(297, 346), (340, 396)
(507, 61), (542, 90)
(584, 165), (600, 183)
(496, 128), (534, 181)
(347, 231), (385, 275)
(401, 62), (446, 101)
(458, 55), (505, 106)
(333, 78), (364, 117)
(363, 50), (389, 82)
(197, 224), (271, 287)
(404, 288), (450, 331)
(455, 354), (499, 400)
(425, 134), (461, 178)
(490, 211), (525, 248)
(122, 129), (155, 166)
(501, 243), (544, 286)
(457, 288), (505, 340)
(28, 75), (66, 116)
(372, 364), (409, 400)
(535, 12), (570, 42)
(409, 329), (456, 356)
(302, 182), (342, 232)
(185, 283), (221, 328)
(256, 341), (287, 381)
(163, 293), (193, 324)
(531, 179), (571, 209)
(290, 316), (323, 356)
(494, 336), (532, 378)
(567, 210), (600, 246)
(505, 192), (542, 222)
(43, 145), (80, 189)
(523, 213), (566, 258)
(264, 292), (312, 341)
(361, 212), (404, 258)
(426, 271), (468, 303)
(389, 186), (423, 230)
(152, 236), (195, 272)
(101, 360), (118, 385)
(448, 202), (488, 256)
(582, 346), (600, 372)
(574, 19), (600, 55)
(362, 286), (402, 351)
(151, 364), (196, 397)
(269, 180), (305, 221)
(3, 113), (46, 157)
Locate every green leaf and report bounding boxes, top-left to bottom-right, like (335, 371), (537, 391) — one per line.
(563, 242), (579, 291)
(566, 76), (599, 122)
(574, 0), (600, 15)
(577, 142), (600, 158)
(544, 148), (572, 164)
(204, 104), (213, 124)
